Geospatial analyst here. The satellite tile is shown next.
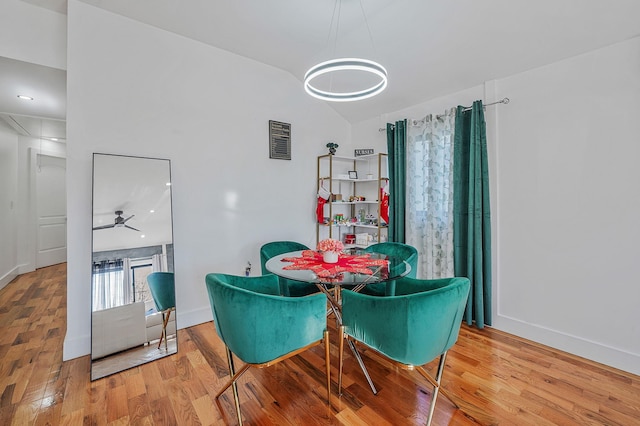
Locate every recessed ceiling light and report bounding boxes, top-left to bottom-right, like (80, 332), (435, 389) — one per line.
(149, 209), (155, 213)
(166, 182), (171, 186)
(141, 234), (146, 238)
(17, 95), (34, 101)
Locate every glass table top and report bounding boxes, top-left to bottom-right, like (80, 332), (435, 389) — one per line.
(265, 250), (411, 286)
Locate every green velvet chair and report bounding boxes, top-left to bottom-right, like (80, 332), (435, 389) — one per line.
(260, 241), (320, 297)
(361, 242), (418, 296)
(205, 273), (330, 426)
(146, 271), (176, 350)
(338, 276), (470, 426)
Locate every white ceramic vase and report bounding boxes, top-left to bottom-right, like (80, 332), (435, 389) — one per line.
(323, 251), (339, 263)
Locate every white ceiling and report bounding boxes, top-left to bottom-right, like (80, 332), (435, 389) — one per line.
(75, 0), (640, 123)
(0, 56), (66, 140)
(1, 0), (640, 130)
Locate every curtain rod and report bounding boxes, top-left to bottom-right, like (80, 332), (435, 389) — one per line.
(378, 97), (510, 132)
(463, 97), (509, 111)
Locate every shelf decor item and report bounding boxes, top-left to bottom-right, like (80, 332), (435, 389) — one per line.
(317, 238), (344, 263)
(326, 142), (339, 155)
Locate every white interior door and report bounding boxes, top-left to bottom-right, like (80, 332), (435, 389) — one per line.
(36, 154), (67, 268)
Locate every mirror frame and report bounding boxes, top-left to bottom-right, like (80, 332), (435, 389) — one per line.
(90, 153), (176, 380)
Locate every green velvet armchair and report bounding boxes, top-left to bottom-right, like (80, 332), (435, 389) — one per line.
(361, 242), (418, 296)
(259, 241), (320, 297)
(205, 273), (330, 425)
(338, 276), (470, 426)
(146, 272), (176, 350)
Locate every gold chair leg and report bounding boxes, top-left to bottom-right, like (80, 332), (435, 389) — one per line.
(158, 309), (172, 350)
(425, 352), (448, 426)
(324, 330), (331, 405)
(338, 326), (345, 395)
(416, 352), (459, 410)
(215, 347), (250, 426)
(215, 362), (252, 400)
(157, 312), (164, 349)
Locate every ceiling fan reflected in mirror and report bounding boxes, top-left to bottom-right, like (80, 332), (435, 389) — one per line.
(93, 210), (140, 232)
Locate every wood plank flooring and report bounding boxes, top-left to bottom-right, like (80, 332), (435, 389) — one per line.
(1, 263), (639, 425)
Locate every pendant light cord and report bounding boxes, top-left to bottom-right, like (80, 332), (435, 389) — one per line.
(358, 0), (377, 54)
(325, 0), (343, 93)
(326, 1), (376, 56)
(325, 1), (339, 54)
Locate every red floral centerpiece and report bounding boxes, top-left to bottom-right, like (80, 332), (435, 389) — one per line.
(317, 238), (344, 263)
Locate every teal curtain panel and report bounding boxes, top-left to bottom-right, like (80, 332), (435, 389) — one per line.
(453, 101), (492, 328)
(386, 120), (407, 243)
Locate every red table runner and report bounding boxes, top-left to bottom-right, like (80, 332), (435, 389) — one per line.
(281, 250), (388, 278)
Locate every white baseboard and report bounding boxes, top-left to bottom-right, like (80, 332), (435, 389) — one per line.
(493, 314), (640, 376)
(18, 263), (35, 275)
(0, 266), (19, 291)
(174, 305), (213, 331)
(63, 333), (91, 361)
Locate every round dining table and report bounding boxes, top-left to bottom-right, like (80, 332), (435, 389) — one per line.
(265, 249), (411, 394)
(265, 249), (411, 287)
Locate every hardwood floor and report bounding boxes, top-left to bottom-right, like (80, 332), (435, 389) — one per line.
(1, 264), (639, 425)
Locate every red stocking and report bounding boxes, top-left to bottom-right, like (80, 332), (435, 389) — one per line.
(380, 187), (389, 224)
(316, 196), (327, 223)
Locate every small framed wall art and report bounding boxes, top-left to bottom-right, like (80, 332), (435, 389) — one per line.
(269, 120), (291, 160)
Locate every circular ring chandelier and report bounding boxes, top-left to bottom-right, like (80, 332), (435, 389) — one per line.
(304, 58), (388, 102)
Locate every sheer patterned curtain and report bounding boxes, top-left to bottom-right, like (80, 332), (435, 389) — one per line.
(121, 258), (132, 302)
(406, 108), (456, 279)
(92, 258), (133, 311)
(151, 254), (167, 272)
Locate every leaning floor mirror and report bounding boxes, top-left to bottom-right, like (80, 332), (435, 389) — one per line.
(91, 153), (176, 380)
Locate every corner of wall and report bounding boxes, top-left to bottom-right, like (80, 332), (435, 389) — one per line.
(0, 266), (19, 291)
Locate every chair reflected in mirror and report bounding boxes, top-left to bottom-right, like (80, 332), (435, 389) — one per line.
(147, 272), (176, 350)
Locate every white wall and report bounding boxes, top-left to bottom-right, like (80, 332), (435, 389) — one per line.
(64, 1), (350, 360)
(493, 37), (640, 375)
(0, 121), (18, 289)
(352, 38), (640, 375)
